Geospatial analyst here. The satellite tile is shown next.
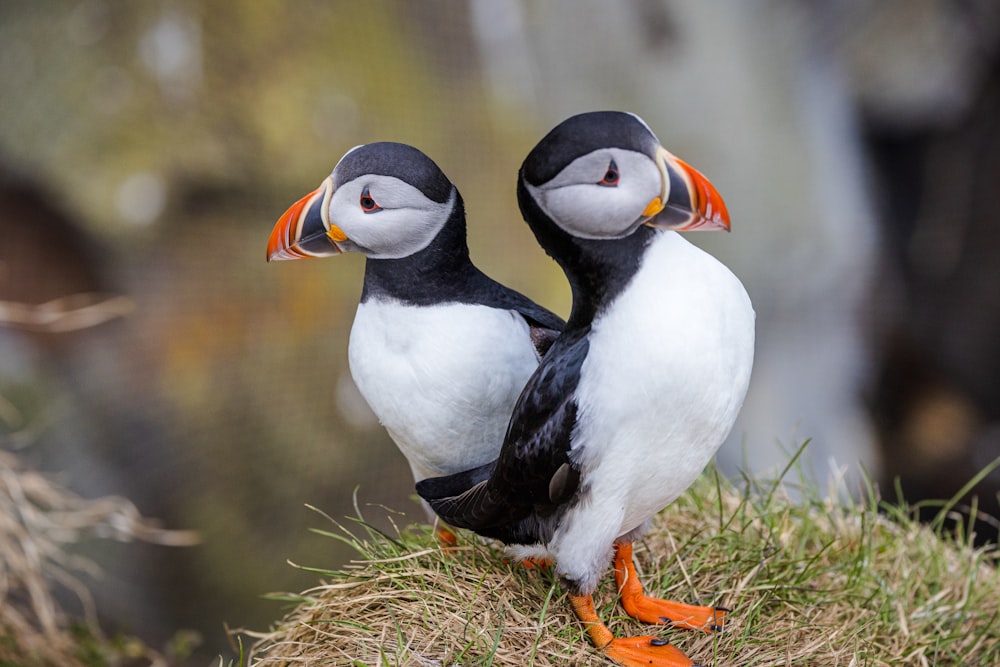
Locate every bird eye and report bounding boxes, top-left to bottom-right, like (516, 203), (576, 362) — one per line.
(359, 186), (382, 213)
(597, 160), (620, 187)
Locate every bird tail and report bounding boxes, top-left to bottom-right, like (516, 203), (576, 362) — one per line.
(417, 459), (495, 500)
(416, 460), (515, 533)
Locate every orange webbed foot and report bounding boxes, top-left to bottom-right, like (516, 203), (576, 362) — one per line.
(569, 592), (699, 667)
(603, 635), (695, 667)
(501, 556), (553, 571)
(519, 556), (553, 570)
(614, 542), (727, 632)
(620, 595), (727, 633)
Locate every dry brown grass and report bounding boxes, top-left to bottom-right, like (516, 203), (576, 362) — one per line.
(0, 294), (134, 333)
(0, 444), (198, 666)
(1, 295), (197, 666)
(244, 459), (1000, 667)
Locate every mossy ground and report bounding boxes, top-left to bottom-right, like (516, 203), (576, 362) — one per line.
(243, 454), (1000, 666)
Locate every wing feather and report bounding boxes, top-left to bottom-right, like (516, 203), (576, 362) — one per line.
(417, 330), (589, 543)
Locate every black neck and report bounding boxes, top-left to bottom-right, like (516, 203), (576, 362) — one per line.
(517, 176), (650, 328)
(360, 191), (481, 305)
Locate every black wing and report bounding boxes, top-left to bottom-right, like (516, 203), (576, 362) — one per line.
(417, 329), (588, 544)
(491, 287), (564, 358)
(465, 270), (566, 358)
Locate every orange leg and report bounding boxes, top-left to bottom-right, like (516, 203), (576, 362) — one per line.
(569, 593), (695, 667)
(435, 528), (551, 570)
(613, 542), (727, 633)
(435, 525), (459, 549)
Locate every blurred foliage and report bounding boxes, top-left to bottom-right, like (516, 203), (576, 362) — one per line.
(0, 1), (568, 660)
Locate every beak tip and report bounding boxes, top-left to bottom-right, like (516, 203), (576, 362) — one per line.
(266, 233), (286, 262)
(657, 149), (732, 233)
(265, 247), (296, 262)
(265, 179), (345, 261)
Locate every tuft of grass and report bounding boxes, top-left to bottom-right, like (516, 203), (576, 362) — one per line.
(0, 441), (200, 667)
(243, 457), (1000, 666)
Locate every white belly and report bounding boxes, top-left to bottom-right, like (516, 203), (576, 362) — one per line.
(560, 231), (755, 570)
(348, 300), (541, 482)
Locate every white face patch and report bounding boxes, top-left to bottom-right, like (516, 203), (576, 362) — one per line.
(327, 175), (455, 259)
(525, 148), (661, 239)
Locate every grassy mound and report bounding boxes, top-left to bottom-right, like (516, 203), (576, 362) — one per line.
(244, 459), (1000, 666)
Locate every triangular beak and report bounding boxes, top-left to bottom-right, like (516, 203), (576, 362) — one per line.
(644, 146), (731, 232)
(266, 177), (345, 261)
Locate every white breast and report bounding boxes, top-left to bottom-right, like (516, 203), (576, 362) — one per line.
(347, 300), (541, 482)
(550, 231), (754, 589)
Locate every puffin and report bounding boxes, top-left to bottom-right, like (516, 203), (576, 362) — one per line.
(417, 112), (754, 667)
(267, 142), (565, 544)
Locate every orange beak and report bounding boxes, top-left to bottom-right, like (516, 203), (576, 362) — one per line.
(643, 146), (730, 232)
(266, 177), (347, 262)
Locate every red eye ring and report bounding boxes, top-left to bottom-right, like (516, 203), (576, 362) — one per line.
(598, 160), (620, 187)
(360, 186), (382, 213)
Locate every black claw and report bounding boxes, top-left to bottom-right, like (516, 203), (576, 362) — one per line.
(658, 616), (674, 625)
(711, 624), (725, 633)
(649, 638), (668, 646)
(714, 605), (732, 613)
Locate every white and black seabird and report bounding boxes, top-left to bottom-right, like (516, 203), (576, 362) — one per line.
(267, 142), (564, 544)
(418, 112), (754, 667)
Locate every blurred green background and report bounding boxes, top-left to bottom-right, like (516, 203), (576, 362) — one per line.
(2, 1), (999, 664)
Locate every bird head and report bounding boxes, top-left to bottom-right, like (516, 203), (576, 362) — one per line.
(267, 142), (456, 262)
(519, 111), (730, 241)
